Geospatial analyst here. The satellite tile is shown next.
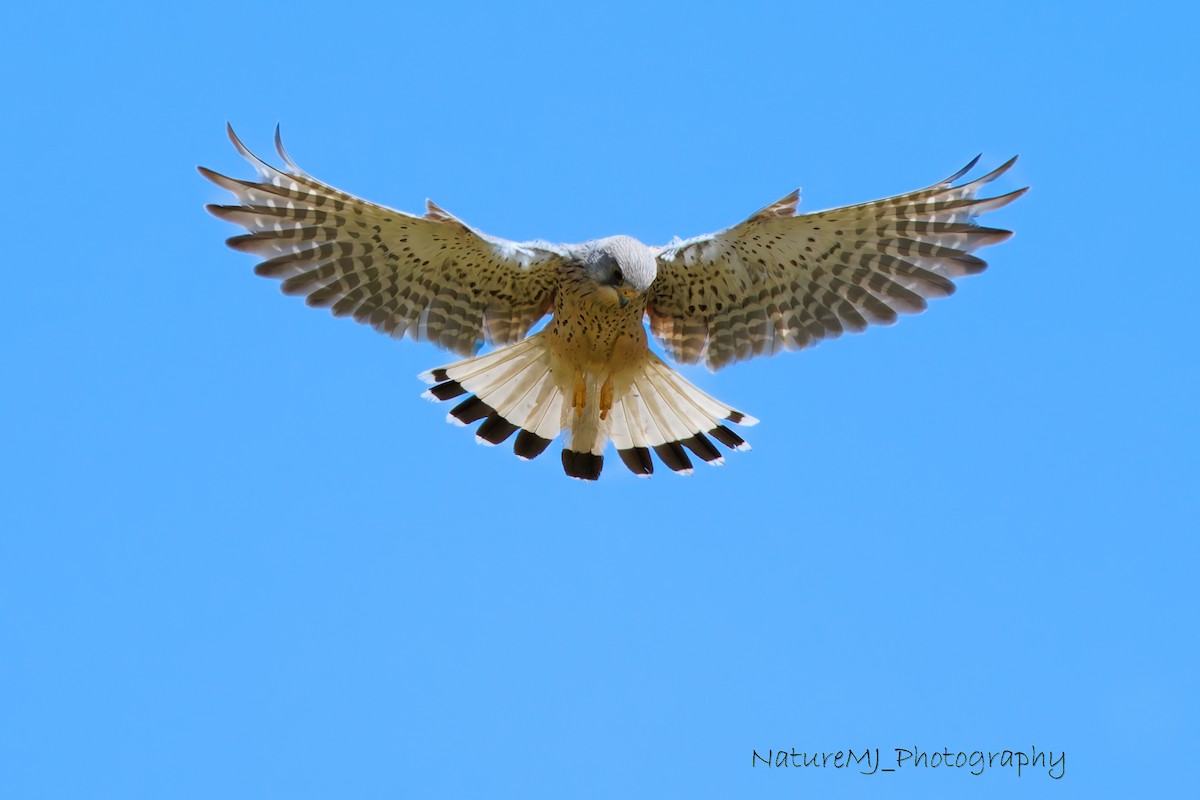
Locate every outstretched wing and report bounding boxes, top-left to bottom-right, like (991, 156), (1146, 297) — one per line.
(201, 125), (564, 356)
(649, 157), (1027, 370)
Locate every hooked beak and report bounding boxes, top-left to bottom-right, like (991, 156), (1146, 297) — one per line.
(616, 286), (637, 308)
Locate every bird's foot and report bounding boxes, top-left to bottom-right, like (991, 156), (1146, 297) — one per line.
(573, 373), (586, 418)
(599, 374), (613, 421)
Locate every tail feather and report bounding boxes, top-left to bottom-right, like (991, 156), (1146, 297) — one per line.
(709, 425), (751, 451)
(634, 375), (693, 445)
(653, 441), (694, 474)
(646, 357), (741, 424)
(513, 429), (552, 461)
(607, 354), (755, 475)
(475, 414), (519, 446)
(522, 374), (566, 441)
(603, 353), (756, 476)
(616, 446), (655, 477)
(421, 340), (756, 480)
(422, 333), (567, 465)
(682, 433), (723, 464)
(488, 364), (553, 429)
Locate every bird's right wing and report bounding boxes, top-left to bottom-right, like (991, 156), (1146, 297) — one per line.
(201, 125), (565, 356)
(649, 157), (1026, 370)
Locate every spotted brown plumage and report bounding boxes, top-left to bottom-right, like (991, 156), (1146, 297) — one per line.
(650, 156), (1026, 369)
(203, 126), (1024, 480)
(202, 126), (562, 356)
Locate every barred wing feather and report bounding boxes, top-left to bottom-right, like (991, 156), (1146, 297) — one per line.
(649, 157), (1027, 370)
(201, 125), (563, 356)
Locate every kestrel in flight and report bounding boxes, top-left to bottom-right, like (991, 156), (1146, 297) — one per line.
(202, 126), (1024, 480)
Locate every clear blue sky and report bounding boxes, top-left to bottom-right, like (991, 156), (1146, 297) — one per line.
(2, 1), (1196, 797)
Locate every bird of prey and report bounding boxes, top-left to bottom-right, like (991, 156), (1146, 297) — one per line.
(202, 126), (1025, 480)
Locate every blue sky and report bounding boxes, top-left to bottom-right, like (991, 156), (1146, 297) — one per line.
(2, 1), (1196, 797)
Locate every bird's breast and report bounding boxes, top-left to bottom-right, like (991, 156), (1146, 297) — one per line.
(547, 281), (649, 372)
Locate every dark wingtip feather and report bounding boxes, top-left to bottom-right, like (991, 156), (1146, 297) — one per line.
(198, 167), (257, 195)
(996, 154), (1019, 172)
(561, 450), (603, 481)
(226, 123), (247, 154)
(254, 260), (287, 278)
(618, 447), (654, 476)
(279, 273), (314, 296)
(952, 253), (989, 275)
(972, 226), (1015, 246)
(225, 233), (263, 253)
(964, 186), (1028, 216)
(513, 430), (552, 461)
(971, 155), (1020, 187)
(944, 154), (982, 185)
(1005, 185), (1031, 203)
(274, 123), (303, 172)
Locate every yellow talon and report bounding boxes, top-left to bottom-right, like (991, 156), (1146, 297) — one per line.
(573, 374), (586, 417)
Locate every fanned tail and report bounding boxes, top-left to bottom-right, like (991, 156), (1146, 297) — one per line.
(605, 353), (756, 478)
(420, 333), (564, 464)
(421, 341), (756, 480)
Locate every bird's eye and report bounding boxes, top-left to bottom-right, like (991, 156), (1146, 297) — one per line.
(613, 268), (625, 287)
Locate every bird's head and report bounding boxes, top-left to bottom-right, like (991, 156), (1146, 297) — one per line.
(580, 235), (657, 309)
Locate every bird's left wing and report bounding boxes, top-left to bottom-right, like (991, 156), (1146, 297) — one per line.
(649, 157), (1027, 370)
(201, 125), (565, 356)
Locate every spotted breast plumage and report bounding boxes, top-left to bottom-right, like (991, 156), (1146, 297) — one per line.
(202, 125), (1026, 480)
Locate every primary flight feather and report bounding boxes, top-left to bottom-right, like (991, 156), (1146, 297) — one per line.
(202, 125), (1025, 480)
